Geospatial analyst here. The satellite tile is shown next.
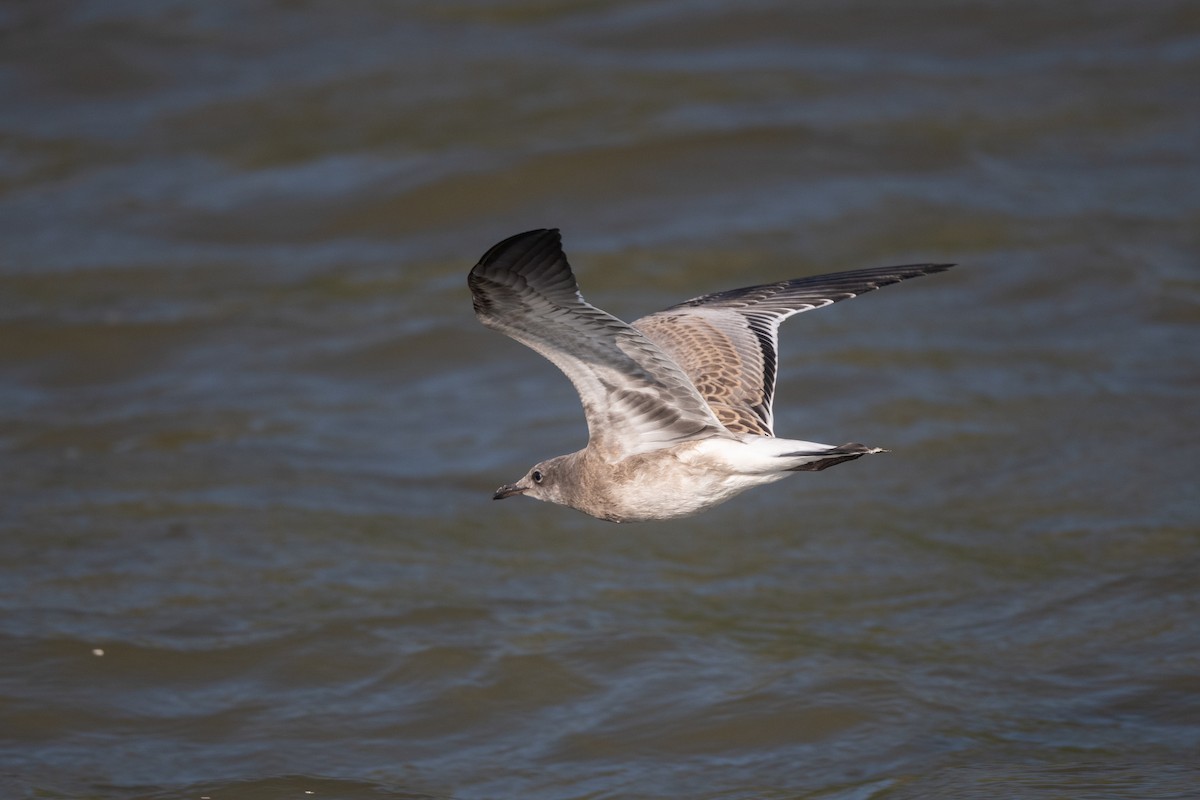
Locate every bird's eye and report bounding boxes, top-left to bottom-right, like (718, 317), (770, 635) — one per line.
(532, 470), (544, 484)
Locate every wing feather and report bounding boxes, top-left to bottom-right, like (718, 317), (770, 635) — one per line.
(634, 263), (954, 436)
(469, 229), (726, 459)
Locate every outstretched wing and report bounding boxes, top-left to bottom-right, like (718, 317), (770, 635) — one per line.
(469, 229), (727, 459)
(633, 264), (954, 436)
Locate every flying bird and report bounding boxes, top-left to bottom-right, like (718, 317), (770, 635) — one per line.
(468, 228), (952, 522)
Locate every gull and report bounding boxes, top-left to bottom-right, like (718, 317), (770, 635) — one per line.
(468, 229), (952, 523)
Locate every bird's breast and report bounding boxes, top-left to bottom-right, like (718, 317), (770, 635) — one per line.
(575, 442), (778, 522)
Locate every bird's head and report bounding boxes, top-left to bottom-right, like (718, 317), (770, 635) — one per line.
(492, 456), (570, 505)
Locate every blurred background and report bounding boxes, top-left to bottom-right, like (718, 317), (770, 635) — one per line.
(1, 2), (1198, 798)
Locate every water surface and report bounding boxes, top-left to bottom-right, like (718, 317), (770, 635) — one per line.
(1, 2), (1198, 798)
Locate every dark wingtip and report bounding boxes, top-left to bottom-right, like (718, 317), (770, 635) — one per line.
(903, 263), (955, 277)
(468, 227), (581, 316)
(474, 228), (560, 270)
(468, 228), (563, 312)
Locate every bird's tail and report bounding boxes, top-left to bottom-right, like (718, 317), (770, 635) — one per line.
(778, 441), (886, 472)
(700, 436), (886, 475)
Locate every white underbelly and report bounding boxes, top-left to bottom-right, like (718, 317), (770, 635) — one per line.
(604, 444), (788, 521)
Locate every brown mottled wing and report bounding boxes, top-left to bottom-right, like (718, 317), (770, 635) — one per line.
(633, 263), (954, 436)
(469, 229), (727, 459)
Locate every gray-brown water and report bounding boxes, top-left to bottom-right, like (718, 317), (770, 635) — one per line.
(2, 2), (1198, 798)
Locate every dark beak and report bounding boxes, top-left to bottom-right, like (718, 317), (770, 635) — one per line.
(493, 484), (527, 500)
